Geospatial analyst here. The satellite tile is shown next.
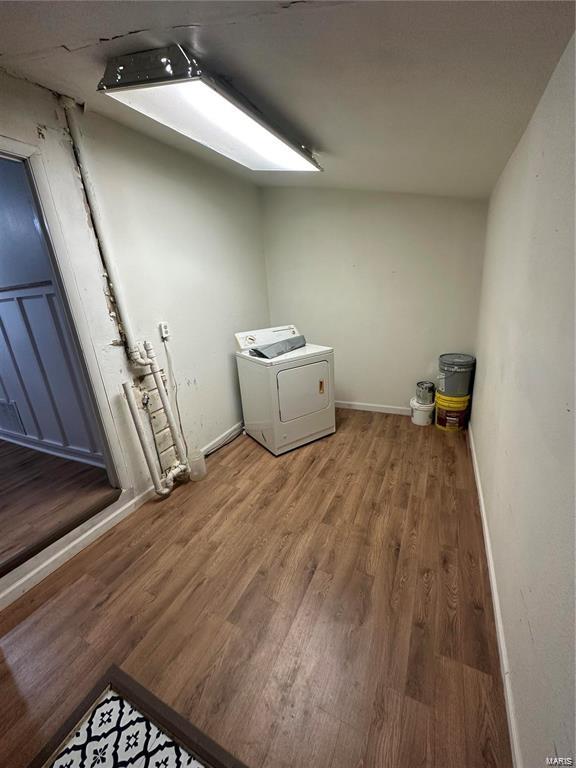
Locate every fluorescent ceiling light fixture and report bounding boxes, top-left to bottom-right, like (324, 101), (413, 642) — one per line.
(98, 45), (320, 172)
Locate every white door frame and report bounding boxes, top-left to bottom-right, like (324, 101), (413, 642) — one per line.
(0, 81), (155, 607)
(0, 131), (130, 490)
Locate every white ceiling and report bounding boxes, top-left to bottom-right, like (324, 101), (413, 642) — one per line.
(0, 1), (573, 197)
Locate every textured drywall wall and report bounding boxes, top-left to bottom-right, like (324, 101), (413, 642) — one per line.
(263, 188), (486, 409)
(74, 110), (270, 452)
(471, 36), (575, 766)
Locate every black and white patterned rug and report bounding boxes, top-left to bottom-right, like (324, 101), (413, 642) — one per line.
(49, 689), (206, 768)
(32, 667), (247, 768)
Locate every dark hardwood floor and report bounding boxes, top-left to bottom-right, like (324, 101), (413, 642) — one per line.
(0, 439), (120, 576)
(0, 410), (512, 767)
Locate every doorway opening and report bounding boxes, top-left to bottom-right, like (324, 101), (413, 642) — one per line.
(0, 153), (121, 576)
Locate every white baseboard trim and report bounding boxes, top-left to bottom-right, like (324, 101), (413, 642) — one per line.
(336, 400), (411, 416)
(202, 421), (243, 455)
(468, 425), (523, 768)
(0, 486), (155, 611)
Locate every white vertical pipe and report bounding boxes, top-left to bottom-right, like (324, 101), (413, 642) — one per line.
(63, 100), (143, 359)
(122, 381), (169, 496)
(65, 99), (190, 485)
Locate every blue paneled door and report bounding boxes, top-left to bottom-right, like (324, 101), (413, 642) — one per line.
(0, 154), (107, 467)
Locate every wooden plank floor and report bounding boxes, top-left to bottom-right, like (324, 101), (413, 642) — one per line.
(0, 439), (120, 576)
(0, 410), (512, 767)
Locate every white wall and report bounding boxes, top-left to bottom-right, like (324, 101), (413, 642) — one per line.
(471, 38), (575, 767)
(73, 109), (269, 454)
(263, 188), (486, 410)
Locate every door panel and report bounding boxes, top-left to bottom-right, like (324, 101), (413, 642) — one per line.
(0, 155), (53, 287)
(0, 293), (63, 442)
(277, 361), (329, 422)
(0, 155), (105, 465)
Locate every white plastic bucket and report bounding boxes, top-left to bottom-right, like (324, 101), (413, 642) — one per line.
(189, 448), (207, 481)
(410, 397), (435, 426)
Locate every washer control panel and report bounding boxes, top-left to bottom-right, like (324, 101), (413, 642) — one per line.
(235, 325), (299, 350)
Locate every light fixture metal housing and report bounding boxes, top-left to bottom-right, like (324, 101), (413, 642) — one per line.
(98, 45), (321, 172)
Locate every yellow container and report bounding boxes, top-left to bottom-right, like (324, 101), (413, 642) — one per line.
(435, 392), (470, 431)
(435, 393), (470, 409)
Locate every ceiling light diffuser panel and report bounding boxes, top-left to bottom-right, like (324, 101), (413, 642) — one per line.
(98, 45), (320, 172)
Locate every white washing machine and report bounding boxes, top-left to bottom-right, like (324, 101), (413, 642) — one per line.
(235, 325), (335, 455)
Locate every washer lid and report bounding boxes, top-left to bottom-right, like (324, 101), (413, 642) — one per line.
(235, 324), (299, 350)
(236, 343), (333, 366)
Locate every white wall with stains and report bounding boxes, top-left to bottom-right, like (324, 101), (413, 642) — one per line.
(471, 36), (575, 767)
(71, 108), (270, 456)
